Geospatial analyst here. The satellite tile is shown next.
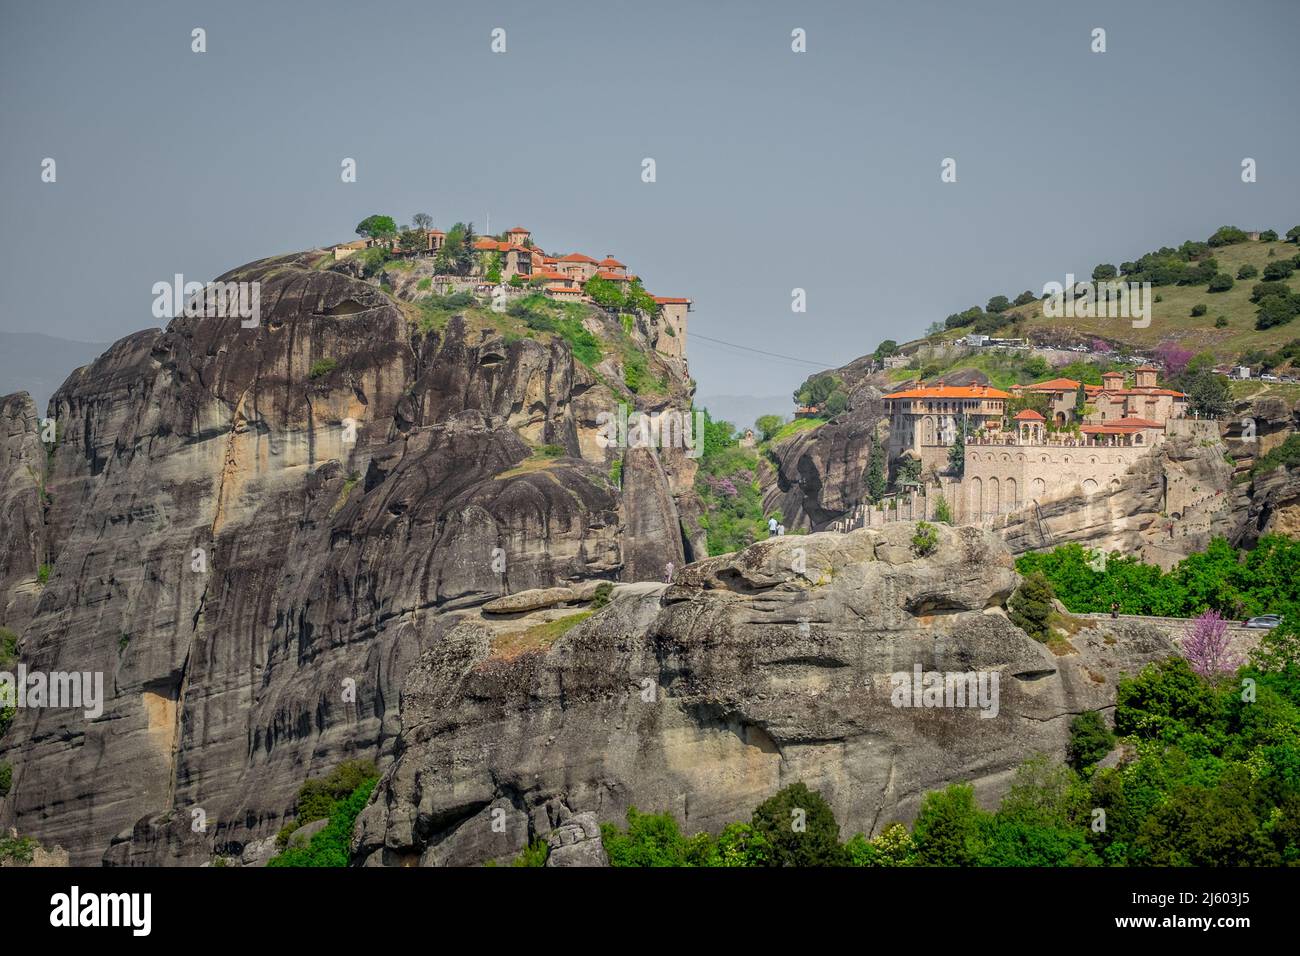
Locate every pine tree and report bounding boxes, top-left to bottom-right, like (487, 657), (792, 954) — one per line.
(947, 413), (967, 477)
(866, 446), (886, 503)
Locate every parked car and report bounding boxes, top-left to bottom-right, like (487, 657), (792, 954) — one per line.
(1245, 614), (1284, 628)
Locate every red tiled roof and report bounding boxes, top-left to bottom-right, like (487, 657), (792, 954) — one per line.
(1027, 378), (1083, 391)
(473, 238), (506, 251)
(596, 270), (635, 282)
(653, 296), (692, 304)
(885, 385), (1012, 400)
(507, 226), (529, 234)
(599, 257), (626, 268)
(1081, 416), (1163, 433)
(1014, 410), (1046, 421)
(558, 253), (598, 263)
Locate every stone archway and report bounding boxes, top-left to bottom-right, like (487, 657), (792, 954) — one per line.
(970, 477), (983, 520)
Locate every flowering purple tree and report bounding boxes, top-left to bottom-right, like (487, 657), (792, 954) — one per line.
(1091, 338), (1112, 354)
(1182, 609), (1241, 678)
(1155, 342), (1194, 378)
(704, 475), (738, 498)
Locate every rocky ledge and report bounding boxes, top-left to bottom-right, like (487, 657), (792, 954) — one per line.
(354, 522), (1176, 866)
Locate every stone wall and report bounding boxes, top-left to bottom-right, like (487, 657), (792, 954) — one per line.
(907, 441), (1153, 524)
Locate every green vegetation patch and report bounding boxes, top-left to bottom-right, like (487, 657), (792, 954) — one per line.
(489, 611), (593, 660)
(269, 759), (379, 866)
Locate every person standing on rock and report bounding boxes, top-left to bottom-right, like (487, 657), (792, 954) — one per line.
(768, 516), (778, 534)
(1110, 601), (1120, 619)
(777, 524), (786, 536)
(664, 561), (674, 584)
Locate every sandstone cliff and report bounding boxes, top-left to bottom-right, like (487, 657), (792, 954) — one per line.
(0, 251), (700, 864)
(354, 524), (1176, 866)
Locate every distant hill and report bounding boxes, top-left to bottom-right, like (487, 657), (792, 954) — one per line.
(0, 331), (111, 414)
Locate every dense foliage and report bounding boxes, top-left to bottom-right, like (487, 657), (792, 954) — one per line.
(793, 373), (849, 415)
(691, 410), (774, 556)
(1015, 536), (1300, 621)
(585, 618), (1300, 866)
(270, 760), (378, 859)
(506, 295), (602, 367)
(267, 761), (379, 867)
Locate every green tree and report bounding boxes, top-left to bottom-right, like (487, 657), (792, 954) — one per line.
(750, 782), (847, 866)
(911, 784), (985, 866)
(1238, 264), (1259, 280)
(355, 214), (397, 240)
(755, 414), (785, 442)
(1185, 369), (1232, 419)
(873, 339), (899, 359)
(600, 807), (717, 867)
(1115, 657), (1220, 741)
(866, 445), (887, 503)
(1067, 711), (1115, 770)
(1264, 260), (1296, 281)
(987, 295), (1011, 313)
(793, 373), (844, 408)
(1092, 263), (1118, 280)
(398, 229), (426, 255)
(268, 776), (378, 867)
(1009, 571), (1055, 641)
(1208, 225), (1249, 247)
(947, 413), (967, 476)
(584, 275), (625, 310)
(411, 212), (433, 232)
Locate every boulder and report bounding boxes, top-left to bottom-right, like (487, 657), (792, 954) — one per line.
(482, 587), (575, 614)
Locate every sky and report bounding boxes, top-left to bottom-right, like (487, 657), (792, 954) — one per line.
(2, 0), (1298, 402)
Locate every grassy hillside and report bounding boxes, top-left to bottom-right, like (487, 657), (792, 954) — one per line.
(1003, 236), (1300, 358)
(910, 231), (1300, 369)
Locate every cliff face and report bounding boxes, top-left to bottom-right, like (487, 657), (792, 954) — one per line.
(354, 524), (1176, 866)
(0, 393), (46, 631)
(0, 252), (700, 864)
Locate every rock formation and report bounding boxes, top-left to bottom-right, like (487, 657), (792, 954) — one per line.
(354, 523), (1176, 866)
(0, 251), (700, 865)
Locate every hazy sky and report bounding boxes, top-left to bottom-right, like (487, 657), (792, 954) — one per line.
(2, 0), (1298, 398)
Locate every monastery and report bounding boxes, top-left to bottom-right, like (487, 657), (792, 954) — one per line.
(869, 365), (1214, 526)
